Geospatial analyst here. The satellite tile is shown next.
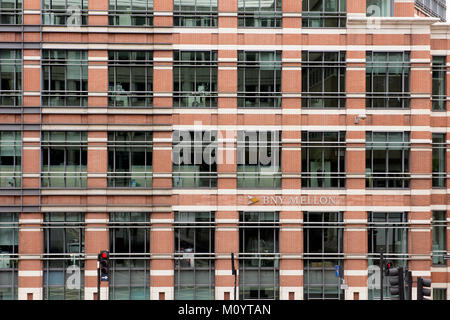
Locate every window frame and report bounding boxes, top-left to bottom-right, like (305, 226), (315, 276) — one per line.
(173, 0), (218, 27)
(43, 212), (85, 300)
(237, 0), (282, 28)
(173, 51), (218, 108)
(237, 130), (282, 189)
(0, 131), (21, 188)
(301, 131), (346, 189)
(172, 130), (218, 189)
(366, 51), (411, 109)
(108, 0), (154, 26)
(42, 0), (88, 26)
(303, 211), (344, 300)
(41, 131), (88, 188)
(366, 131), (411, 189)
(239, 211), (280, 300)
(109, 212), (151, 300)
(42, 49), (88, 107)
(107, 131), (153, 188)
(174, 211), (215, 300)
(108, 51), (154, 108)
(0, 0), (22, 25)
(432, 56), (446, 111)
(432, 211), (447, 266)
(237, 51), (282, 108)
(302, 0), (347, 28)
(0, 212), (18, 300)
(0, 49), (22, 107)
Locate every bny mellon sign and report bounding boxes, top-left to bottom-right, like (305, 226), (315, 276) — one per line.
(248, 195), (338, 206)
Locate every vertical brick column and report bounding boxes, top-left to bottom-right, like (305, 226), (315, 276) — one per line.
(85, 47), (109, 299)
(409, 33), (433, 298)
(345, 6), (368, 300)
(88, 0), (108, 26)
(215, 0), (239, 300)
(19, 28), (43, 298)
(347, 0), (367, 17)
(394, 0), (415, 17)
(154, 0), (173, 27)
(151, 47), (174, 299)
(88, 50), (108, 109)
(344, 23), (368, 299)
(279, 0), (302, 300)
(18, 213), (43, 300)
(84, 213), (109, 300)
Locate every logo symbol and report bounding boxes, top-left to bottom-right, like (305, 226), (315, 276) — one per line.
(248, 196), (259, 205)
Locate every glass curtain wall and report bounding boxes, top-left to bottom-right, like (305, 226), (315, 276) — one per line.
(303, 212), (344, 300)
(0, 131), (21, 188)
(174, 212), (215, 300)
(366, 132), (410, 188)
(0, 213), (18, 300)
(301, 131), (346, 188)
(43, 212), (85, 300)
(368, 212), (408, 300)
(109, 212), (150, 300)
(42, 131), (87, 188)
(107, 131), (153, 188)
(239, 212), (279, 300)
(0, 49), (22, 107)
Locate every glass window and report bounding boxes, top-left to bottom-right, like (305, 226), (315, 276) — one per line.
(108, 51), (153, 108)
(366, 0), (393, 17)
(109, 0), (153, 26)
(173, 131), (217, 188)
(43, 212), (85, 300)
(303, 212), (344, 300)
(302, 51), (346, 109)
(43, 0), (88, 26)
(42, 50), (88, 107)
(42, 131), (87, 188)
(432, 133), (446, 188)
(0, 213), (18, 300)
(237, 131), (281, 188)
(432, 56), (446, 111)
(174, 0), (217, 27)
(0, 131), (21, 188)
(238, 0), (282, 28)
(238, 51), (282, 108)
(366, 132), (410, 188)
(173, 51), (218, 108)
(239, 212), (279, 300)
(433, 288), (447, 300)
(108, 131), (153, 188)
(174, 212), (215, 300)
(0, 49), (22, 107)
(0, 0), (22, 24)
(302, 131), (346, 188)
(109, 212), (150, 300)
(432, 211), (446, 265)
(366, 52), (410, 109)
(368, 212), (408, 300)
(302, 0), (347, 28)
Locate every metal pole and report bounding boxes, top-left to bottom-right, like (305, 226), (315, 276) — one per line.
(231, 252), (237, 300)
(97, 256), (100, 301)
(406, 271), (412, 300)
(399, 267), (405, 301)
(380, 248), (384, 301)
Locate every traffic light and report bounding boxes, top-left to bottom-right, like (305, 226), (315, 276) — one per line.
(417, 277), (432, 300)
(98, 250), (110, 282)
(387, 266), (404, 300)
(385, 261), (393, 276)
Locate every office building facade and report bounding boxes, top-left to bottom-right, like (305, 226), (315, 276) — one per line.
(0, 0), (449, 300)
